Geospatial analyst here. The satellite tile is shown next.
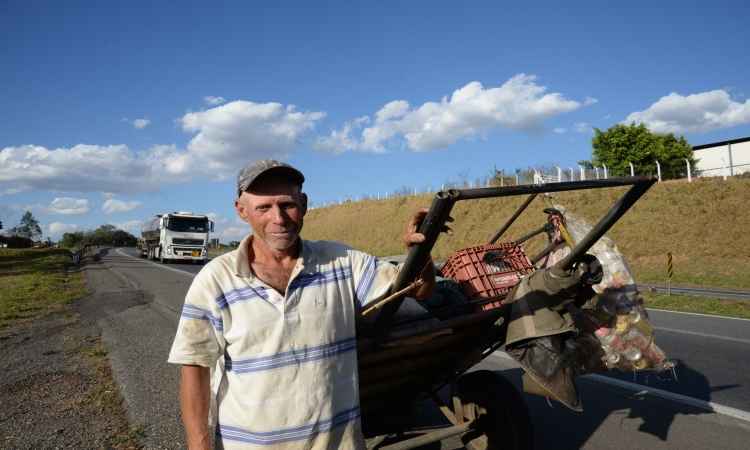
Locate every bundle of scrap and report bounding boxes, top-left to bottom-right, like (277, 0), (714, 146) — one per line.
(547, 204), (673, 373)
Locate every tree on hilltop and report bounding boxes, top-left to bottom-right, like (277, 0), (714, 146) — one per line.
(10, 211), (42, 241)
(591, 123), (696, 179)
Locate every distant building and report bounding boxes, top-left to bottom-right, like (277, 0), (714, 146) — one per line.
(693, 136), (750, 177)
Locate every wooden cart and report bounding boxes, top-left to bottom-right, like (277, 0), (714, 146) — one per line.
(358, 177), (656, 450)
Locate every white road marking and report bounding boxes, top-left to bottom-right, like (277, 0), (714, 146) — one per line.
(653, 326), (750, 345)
(584, 374), (750, 424)
(649, 307), (750, 322)
(115, 248), (196, 278)
(492, 351), (750, 423)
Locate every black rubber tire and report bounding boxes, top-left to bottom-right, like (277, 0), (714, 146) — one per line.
(455, 370), (534, 450)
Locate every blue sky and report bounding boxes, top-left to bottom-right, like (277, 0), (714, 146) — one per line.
(2, 1), (749, 241)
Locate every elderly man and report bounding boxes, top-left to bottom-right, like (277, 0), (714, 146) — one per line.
(168, 160), (435, 449)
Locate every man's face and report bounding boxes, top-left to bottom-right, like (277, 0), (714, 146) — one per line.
(235, 176), (307, 252)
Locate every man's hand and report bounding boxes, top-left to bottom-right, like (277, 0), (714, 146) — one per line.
(402, 209), (452, 300)
(402, 208), (453, 248)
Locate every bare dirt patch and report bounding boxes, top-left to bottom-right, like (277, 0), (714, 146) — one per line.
(0, 276), (141, 448)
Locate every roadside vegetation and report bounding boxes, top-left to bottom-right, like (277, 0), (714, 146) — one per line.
(643, 292), (750, 320)
(302, 177), (750, 314)
(0, 248), (88, 328)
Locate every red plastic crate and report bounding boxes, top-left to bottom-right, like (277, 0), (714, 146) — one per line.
(439, 243), (534, 310)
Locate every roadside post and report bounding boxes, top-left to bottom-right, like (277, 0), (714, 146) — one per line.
(667, 252), (673, 295)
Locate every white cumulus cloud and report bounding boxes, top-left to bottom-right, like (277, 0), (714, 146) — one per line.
(204, 96), (226, 106)
(625, 89), (750, 134)
(0, 144), (181, 193)
(573, 122), (591, 133)
(206, 212), (229, 225)
(316, 74), (588, 153)
(114, 220), (143, 234)
(132, 118), (151, 129)
(583, 97), (598, 106)
(48, 222), (79, 238)
(179, 100), (325, 177)
(48, 197), (89, 215)
(102, 198), (142, 214)
(0, 99), (324, 194)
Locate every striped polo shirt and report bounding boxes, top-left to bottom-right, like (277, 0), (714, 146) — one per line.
(168, 234), (398, 449)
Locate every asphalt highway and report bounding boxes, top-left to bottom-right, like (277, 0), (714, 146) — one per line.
(96, 247), (750, 449)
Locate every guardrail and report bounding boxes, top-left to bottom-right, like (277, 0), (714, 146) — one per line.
(71, 244), (93, 265)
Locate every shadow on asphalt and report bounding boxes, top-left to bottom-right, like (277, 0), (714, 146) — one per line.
(520, 360), (715, 448)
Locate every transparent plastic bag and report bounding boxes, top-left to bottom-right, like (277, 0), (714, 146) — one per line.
(545, 204), (673, 372)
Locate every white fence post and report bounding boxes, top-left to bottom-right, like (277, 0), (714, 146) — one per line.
(629, 162), (635, 177)
(569, 167), (575, 181)
(515, 174), (519, 185)
(579, 165), (585, 181)
(685, 158), (692, 182)
(655, 160), (662, 182)
(594, 167), (600, 179)
(556, 166), (562, 182)
(602, 164), (608, 179)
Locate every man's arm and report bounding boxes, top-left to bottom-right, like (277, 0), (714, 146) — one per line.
(413, 259), (436, 300)
(180, 365), (212, 450)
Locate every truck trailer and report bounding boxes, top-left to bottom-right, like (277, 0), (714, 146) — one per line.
(139, 211), (214, 264)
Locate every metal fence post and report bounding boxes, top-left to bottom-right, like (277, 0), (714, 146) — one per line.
(685, 158), (692, 182)
(602, 164), (608, 179)
(656, 160), (662, 182)
(569, 167), (575, 181)
(629, 162), (635, 177)
(556, 166), (562, 182)
(594, 167), (600, 179)
(579, 165), (585, 181)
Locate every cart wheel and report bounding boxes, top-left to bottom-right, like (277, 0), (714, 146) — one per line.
(455, 370), (533, 450)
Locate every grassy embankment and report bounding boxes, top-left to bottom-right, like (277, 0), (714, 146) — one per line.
(0, 248), (88, 328)
(302, 177), (750, 318)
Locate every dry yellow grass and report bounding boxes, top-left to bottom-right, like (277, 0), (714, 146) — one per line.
(303, 177), (750, 290)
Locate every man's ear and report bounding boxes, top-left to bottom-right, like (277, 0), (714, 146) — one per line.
(234, 199), (247, 222)
(300, 193), (308, 215)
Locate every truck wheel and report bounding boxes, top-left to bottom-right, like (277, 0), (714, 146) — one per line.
(454, 370), (534, 450)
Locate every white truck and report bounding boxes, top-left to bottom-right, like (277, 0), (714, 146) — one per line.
(139, 211), (214, 264)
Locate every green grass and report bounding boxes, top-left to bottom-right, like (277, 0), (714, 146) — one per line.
(0, 248), (88, 329)
(643, 292), (750, 319)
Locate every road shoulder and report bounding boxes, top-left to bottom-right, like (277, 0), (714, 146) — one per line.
(0, 253), (142, 449)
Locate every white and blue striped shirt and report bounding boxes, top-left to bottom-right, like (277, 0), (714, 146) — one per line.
(168, 235), (398, 449)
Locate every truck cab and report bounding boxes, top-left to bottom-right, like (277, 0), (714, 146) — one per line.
(141, 212), (214, 264)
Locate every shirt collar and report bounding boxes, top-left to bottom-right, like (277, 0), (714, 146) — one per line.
(233, 234), (315, 279)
